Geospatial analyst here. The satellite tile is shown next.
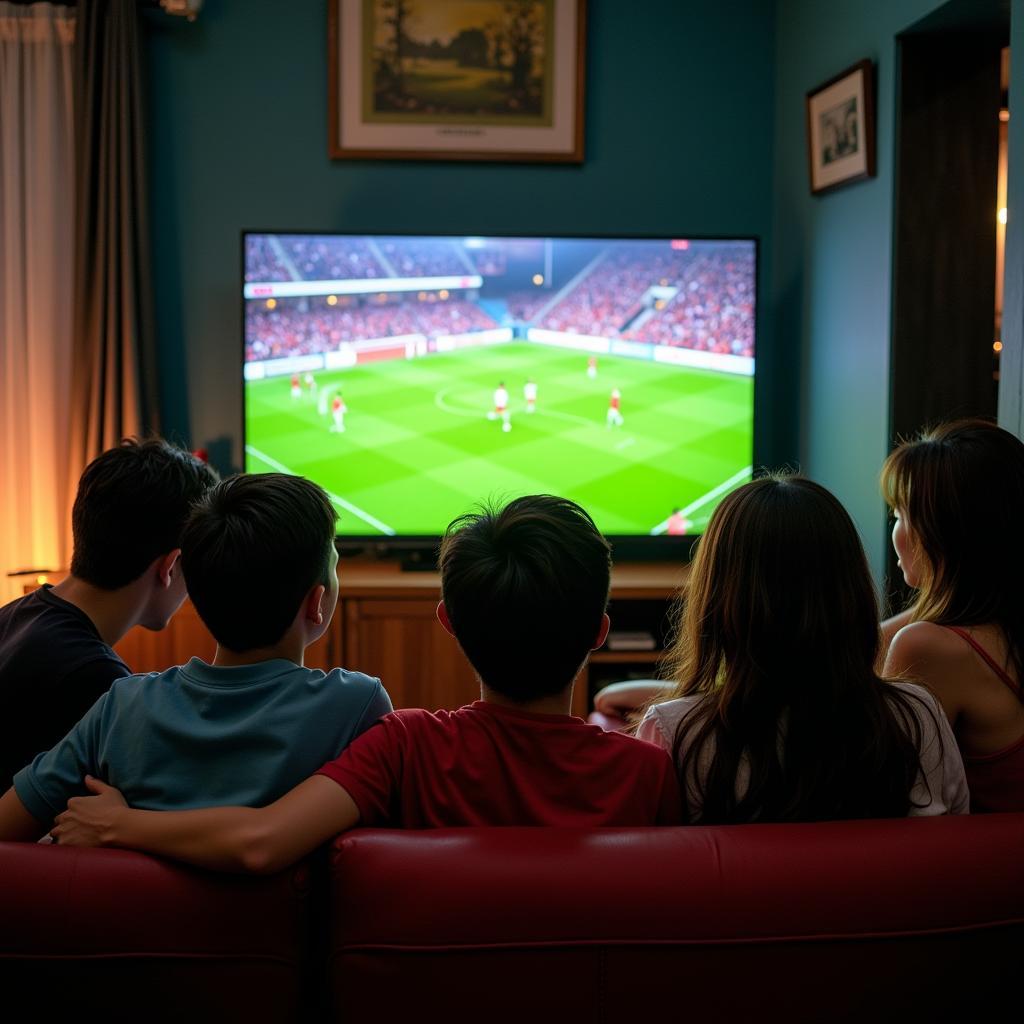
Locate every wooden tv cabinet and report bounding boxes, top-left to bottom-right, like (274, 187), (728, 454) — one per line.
(111, 560), (688, 717)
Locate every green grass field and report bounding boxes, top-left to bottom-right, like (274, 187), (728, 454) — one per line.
(245, 342), (753, 536)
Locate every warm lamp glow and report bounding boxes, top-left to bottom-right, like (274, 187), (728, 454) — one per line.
(327, 294), (338, 306)
(36, 574), (48, 585)
(532, 274), (544, 286)
(265, 298), (277, 310)
(999, 207), (1008, 224)
(994, 340), (1004, 353)
(439, 289), (450, 299)
(1000, 108), (1010, 122)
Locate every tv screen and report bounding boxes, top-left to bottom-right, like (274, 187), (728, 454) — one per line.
(243, 233), (755, 539)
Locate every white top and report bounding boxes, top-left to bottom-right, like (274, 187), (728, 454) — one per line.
(524, 382), (538, 401)
(636, 680), (969, 818)
(494, 387), (509, 408)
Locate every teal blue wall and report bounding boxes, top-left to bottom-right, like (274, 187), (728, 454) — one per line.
(146, 0), (779, 472)
(772, 0), (949, 578)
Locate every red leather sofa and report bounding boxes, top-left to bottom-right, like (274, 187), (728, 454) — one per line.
(3, 814), (1023, 1023)
(0, 841), (313, 1023)
(331, 815), (1024, 1022)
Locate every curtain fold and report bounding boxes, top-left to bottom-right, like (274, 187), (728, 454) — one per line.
(0, 1), (76, 602)
(68, 0), (158, 491)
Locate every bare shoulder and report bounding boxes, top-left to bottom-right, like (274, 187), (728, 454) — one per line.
(887, 620), (962, 661)
(884, 621), (972, 718)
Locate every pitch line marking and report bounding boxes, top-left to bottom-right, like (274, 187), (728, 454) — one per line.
(244, 445), (396, 537)
(649, 465), (753, 535)
(434, 386), (486, 419)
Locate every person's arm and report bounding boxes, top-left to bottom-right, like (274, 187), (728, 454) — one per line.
(0, 787), (47, 842)
(593, 680), (671, 717)
(6, 691), (110, 835)
(50, 774), (359, 875)
(351, 679), (394, 736)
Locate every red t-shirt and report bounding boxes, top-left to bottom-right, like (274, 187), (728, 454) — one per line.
(317, 700), (681, 827)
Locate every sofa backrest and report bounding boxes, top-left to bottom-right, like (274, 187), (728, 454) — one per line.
(0, 841), (312, 1023)
(329, 814), (1024, 1023)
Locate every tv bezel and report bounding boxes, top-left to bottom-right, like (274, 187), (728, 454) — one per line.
(240, 229), (759, 562)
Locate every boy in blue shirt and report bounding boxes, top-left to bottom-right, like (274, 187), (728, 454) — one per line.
(0, 473), (391, 840)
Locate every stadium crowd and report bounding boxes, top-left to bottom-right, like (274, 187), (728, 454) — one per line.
(625, 249), (755, 357)
(244, 237), (291, 283)
(246, 235), (476, 283)
(505, 290), (551, 322)
(378, 238), (469, 278)
(276, 236), (386, 281)
(537, 245), (755, 357)
(245, 296), (498, 361)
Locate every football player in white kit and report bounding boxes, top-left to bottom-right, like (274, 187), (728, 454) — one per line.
(524, 379), (537, 413)
(488, 382), (511, 432)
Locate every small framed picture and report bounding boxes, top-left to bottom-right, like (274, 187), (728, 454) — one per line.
(328, 0), (587, 163)
(805, 59), (876, 195)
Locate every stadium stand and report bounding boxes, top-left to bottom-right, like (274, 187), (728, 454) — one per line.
(244, 236), (292, 283)
(538, 245), (755, 356)
(245, 297), (498, 360)
(276, 236), (387, 281)
(378, 237), (470, 277)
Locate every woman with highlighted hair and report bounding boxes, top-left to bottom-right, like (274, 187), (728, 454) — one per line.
(881, 419), (1024, 812)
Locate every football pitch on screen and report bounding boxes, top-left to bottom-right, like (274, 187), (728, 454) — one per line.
(244, 343), (753, 536)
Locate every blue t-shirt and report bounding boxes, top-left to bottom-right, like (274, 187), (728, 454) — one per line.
(13, 657), (392, 824)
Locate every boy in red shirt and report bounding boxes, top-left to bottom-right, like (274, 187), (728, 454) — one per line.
(50, 496), (681, 871)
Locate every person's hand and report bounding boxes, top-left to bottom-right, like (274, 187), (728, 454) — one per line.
(50, 775), (127, 847)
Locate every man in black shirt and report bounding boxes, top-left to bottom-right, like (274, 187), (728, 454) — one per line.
(0, 438), (218, 789)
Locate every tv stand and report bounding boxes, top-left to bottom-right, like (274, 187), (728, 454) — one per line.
(399, 550), (439, 572)
(106, 562), (689, 717)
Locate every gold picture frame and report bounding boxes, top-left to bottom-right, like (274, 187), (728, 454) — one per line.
(329, 0), (586, 162)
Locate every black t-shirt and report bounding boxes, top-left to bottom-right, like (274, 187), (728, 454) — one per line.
(0, 586), (131, 786)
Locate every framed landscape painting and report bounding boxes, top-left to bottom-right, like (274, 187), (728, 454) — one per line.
(805, 59), (876, 195)
(329, 0), (586, 162)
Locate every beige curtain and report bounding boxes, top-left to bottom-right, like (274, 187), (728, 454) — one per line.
(0, 2), (76, 603)
(67, 0), (158, 513)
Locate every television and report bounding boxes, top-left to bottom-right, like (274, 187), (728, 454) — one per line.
(242, 232), (756, 548)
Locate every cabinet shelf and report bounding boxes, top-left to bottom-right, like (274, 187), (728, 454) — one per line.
(94, 561), (684, 717)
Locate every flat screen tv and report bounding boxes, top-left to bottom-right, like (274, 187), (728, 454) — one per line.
(242, 232), (756, 546)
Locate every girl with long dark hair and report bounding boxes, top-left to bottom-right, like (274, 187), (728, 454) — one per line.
(637, 475), (967, 823)
(881, 419), (1024, 812)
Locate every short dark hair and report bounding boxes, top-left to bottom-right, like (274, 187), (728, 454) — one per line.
(181, 473), (338, 652)
(70, 438), (219, 588)
(439, 494), (612, 701)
